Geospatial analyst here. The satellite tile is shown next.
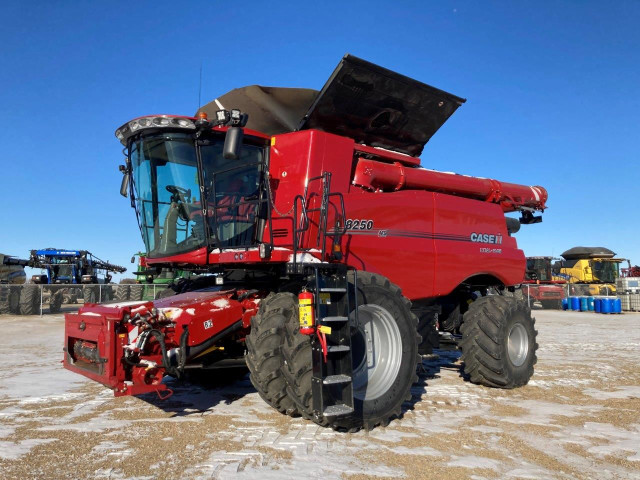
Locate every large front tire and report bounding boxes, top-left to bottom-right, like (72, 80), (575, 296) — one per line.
(245, 293), (299, 416)
(460, 296), (538, 388)
(282, 272), (420, 431)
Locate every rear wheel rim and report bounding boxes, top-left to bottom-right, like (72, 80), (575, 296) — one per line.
(507, 322), (529, 367)
(350, 304), (402, 401)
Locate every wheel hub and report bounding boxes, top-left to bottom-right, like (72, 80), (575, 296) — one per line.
(507, 322), (529, 367)
(350, 304), (402, 401)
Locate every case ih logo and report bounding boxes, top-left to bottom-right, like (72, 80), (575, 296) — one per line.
(470, 232), (503, 244)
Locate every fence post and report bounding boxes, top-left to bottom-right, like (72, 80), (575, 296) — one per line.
(40, 285), (43, 317)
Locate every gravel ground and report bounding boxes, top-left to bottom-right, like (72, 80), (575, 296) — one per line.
(0, 309), (639, 479)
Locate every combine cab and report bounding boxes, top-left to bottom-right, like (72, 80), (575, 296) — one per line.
(553, 247), (623, 296)
(64, 55), (548, 430)
(523, 257), (565, 309)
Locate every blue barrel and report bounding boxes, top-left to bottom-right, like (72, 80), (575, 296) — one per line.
(587, 297), (595, 311)
(561, 298), (568, 310)
(595, 298), (602, 313)
(570, 296), (580, 311)
(579, 297), (588, 311)
(613, 298), (622, 314)
(601, 298), (612, 314)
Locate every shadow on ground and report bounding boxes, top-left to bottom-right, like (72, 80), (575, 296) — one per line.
(404, 348), (462, 414)
(136, 350), (465, 421)
(137, 368), (253, 416)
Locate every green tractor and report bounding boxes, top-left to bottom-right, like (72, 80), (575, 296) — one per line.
(115, 253), (194, 301)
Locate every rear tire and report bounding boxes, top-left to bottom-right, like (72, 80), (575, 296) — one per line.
(416, 308), (440, 355)
(83, 286), (98, 304)
(245, 292), (299, 416)
(19, 285), (40, 315)
(460, 296), (537, 388)
(129, 284), (144, 301)
(115, 284), (130, 302)
(0, 287), (10, 314)
(49, 291), (64, 314)
(102, 285), (113, 302)
(282, 272), (420, 431)
(8, 287), (20, 314)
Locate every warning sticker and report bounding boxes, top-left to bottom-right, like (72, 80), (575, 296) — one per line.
(319, 293), (331, 305)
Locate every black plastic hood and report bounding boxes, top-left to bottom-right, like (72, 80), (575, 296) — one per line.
(199, 54), (465, 156)
(199, 86), (319, 136)
(299, 55), (465, 156)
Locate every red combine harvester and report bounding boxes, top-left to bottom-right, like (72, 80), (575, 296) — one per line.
(621, 262), (640, 278)
(522, 257), (565, 309)
(63, 55), (547, 431)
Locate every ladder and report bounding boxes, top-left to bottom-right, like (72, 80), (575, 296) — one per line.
(292, 172), (346, 267)
(309, 264), (355, 421)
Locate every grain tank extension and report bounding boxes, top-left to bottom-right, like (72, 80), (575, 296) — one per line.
(64, 54), (547, 431)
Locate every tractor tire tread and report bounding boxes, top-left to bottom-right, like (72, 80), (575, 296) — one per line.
(245, 292), (299, 416)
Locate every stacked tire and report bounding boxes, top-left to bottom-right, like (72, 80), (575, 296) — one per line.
(19, 285), (40, 315)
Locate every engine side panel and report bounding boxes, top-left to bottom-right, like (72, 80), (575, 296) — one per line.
(340, 190), (524, 300)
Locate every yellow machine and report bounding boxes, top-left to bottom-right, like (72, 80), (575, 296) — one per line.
(552, 247), (623, 295)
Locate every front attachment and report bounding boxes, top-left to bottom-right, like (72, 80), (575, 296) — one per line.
(64, 301), (169, 396)
(63, 290), (255, 397)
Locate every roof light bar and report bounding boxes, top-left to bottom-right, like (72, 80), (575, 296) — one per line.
(115, 116), (196, 144)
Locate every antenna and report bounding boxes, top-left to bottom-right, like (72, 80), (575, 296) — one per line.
(198, 63), (203, 111)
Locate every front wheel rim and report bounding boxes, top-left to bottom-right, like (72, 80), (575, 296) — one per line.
(507, 322), (529, 367)
(350, 304), (403, 401)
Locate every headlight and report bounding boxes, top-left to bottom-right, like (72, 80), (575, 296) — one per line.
(152, 117), (170, 126)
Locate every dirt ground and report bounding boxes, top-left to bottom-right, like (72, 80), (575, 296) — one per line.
(0, 309), (639, 480)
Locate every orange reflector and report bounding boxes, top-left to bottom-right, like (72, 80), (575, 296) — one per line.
(197, 111), (208, 120)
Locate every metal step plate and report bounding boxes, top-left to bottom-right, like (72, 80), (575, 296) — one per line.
(323, 404), (354, 418)
(323, 374), (352, 385)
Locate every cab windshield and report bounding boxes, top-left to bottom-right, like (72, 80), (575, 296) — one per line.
(592, 261), (619, 283)
(130, 132), (264, 258)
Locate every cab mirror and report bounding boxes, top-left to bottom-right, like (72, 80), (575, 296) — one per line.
(223, 127), (244, 160)
(120, 172), (130, 197)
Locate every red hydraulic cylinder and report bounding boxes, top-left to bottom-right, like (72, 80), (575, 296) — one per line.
(353, 158), (547, 213)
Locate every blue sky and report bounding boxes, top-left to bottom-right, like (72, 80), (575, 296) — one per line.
(1, 1), (638, 280)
